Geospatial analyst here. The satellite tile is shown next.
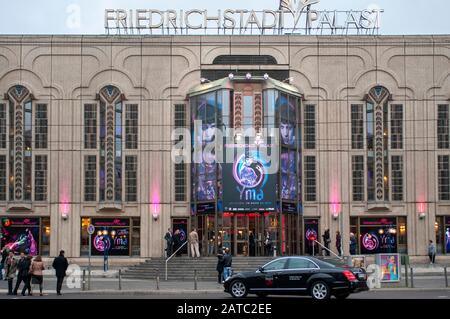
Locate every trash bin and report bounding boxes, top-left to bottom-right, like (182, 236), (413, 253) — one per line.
(401, 255), (410, 266)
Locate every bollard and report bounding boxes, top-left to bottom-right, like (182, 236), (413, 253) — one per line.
(118, 269), (122, 290)
(194, 270), (198, 290)
(445, 267), (448, 288)
(156, 267), (160, 290)
(82, 269), (86, 291)
(88, 268), (91, 291)
(404, 265), (409, 288)
(410, 267), (414, 288)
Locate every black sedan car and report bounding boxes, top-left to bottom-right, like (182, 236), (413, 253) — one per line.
(223, 256), (368, 300)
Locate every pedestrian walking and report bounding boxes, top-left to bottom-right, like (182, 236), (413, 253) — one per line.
(30, 255), (45, 296)
(222, 248), (233, 281)
(264, 231), (272, 256)
(52, 250), (69, 295)
(336, 231), (342, 256)
(249, 230), (255, 257)
(428, 240), (436, 264)
(349, 232), (357, 255)
(164, 228), (173, 258)
(173, 229), (182, 256)
(22, 255), (33, 296)
(13, 252), (31, 296)
(5, 251), (17, 295)
(322, 229), (331, 256)
(0, 247), (8, 280)
(189, 228), (200, 258)
(216, 249), (224, 284)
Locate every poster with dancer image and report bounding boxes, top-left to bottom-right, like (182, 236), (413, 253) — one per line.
(1, 218), (40, 256)
(445, 217), (450, 253)
(278, 94), (297, 146)
(376, 254), (400, 282)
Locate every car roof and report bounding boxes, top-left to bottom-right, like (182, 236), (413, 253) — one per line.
(264, 256), (338, 269)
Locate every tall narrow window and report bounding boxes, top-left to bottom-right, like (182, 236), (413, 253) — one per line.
(351, 104), (364, 149)
(438, 155), (450, 201)
(0, 104), (6, 148)
(174, 104), (187, 202)
(35, 155), (47, 201)
(0, 155), (6, 200)
(114, 101), (122, 202)
(85, 155), (97, 201)
(175, 163), (187, 201)
(391, 104), (403, 149)
(352, 156), (364, 201)
(84, 104), (97, 149)
(438, 104), (449, 149)
(391, 155), (403, 201)
(35, 104), (48, 149)
(24, 101), (32, 201)
(304, 156), (316, 201)
(98, 86), (123, 202)
(125, 156), (137, 202)
(366, 86), (390, 202)
(304, 104), (316, 149)
(125, 104), (138, 149)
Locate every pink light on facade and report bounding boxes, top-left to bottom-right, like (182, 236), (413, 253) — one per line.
(417, 201), (426, 219)
(60, 181), (70, 219)
(330, 182), (341, 220)
(151, 189), (161, 220)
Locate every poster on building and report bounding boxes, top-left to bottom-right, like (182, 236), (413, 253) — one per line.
(350, 255), (367, 269)
(172, 219), (188, 254)
(91, 218), (130, 256)
(376, 253), (401, 282)
(222, 147), (277, 212)
(360, 218), (397, 254)
(1, 218), (40, 256)
(445, 217), (450, 253)
(304, 219), (319, 255)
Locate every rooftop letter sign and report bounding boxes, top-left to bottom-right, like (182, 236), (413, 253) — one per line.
(105, 0), (382, 35)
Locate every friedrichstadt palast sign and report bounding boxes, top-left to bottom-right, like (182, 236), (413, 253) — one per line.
(105, 0), (383, 35)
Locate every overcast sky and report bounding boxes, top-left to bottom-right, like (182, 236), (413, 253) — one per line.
(0, 0), (448, 35)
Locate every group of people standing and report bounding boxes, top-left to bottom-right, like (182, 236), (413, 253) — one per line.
(164, 228), (201, 258)
(0, 249), (69, 296)
(320, 229), (357, 256)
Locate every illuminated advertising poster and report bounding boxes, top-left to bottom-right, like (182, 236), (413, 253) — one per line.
(360, 218), (397, 254)
(1, 218), (40, 256)
(445, 217), (450, 253)
(304, 219), (319, 255)
(222, 147), (277, 212)
(172, 219), (188, 254)
(91, 218), (130, 256)
(281, 149), (297, 200)
(350, 255), (367, 269)
(376, 253), (401, 282)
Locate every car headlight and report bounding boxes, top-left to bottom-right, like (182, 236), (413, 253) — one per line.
(225, 276), (232, 282)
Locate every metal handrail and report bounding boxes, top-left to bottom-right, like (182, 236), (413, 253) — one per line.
(313, 240), (343, 260)
(165, 241), (188, 281)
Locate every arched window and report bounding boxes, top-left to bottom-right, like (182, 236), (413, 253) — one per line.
(365, 86), (390, 202)
(7, 85), (33, 201)
(99, 85), (123, 202)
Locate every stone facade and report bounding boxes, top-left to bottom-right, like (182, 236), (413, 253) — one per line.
(0, 35), (449, 259)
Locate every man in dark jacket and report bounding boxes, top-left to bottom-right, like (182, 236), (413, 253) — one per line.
(0, 248), (8, 280)
(13, 252), (31, 296)
(52, 250), (69, 295)
(222, 248), (233, 281)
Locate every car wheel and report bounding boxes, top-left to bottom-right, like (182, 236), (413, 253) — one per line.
(230, 280), (248, 298)
(310, 281), (331, 300)
(256, 292), (268, 298)
(335, 292), (350, 300)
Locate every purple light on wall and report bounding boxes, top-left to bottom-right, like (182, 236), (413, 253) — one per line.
(151, 188), (160, 219)
(330, 182), (341, 219)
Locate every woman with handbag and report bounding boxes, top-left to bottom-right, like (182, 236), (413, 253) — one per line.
(30, 255), (45, 296)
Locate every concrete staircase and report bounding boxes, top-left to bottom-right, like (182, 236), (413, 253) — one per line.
(121, 256), (276, 281)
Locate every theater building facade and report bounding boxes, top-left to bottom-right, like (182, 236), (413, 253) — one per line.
(0, 35), (449, 261)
